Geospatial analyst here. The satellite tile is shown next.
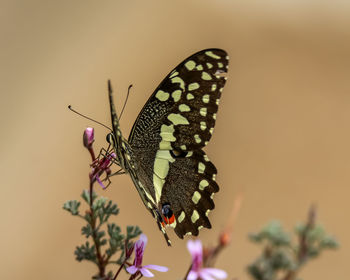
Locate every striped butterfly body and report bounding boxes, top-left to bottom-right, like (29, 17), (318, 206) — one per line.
(107, 49), (229, 246)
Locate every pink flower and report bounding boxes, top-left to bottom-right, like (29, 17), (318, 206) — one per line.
(90, 152), (116, 189)
(83, 127), (94, 148)
(126, 234), (168, 277)
(187, 240), (227, 280)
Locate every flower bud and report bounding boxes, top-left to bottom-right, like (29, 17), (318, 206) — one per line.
(219, 231), (231, 247)
(83, 127), (94, 148)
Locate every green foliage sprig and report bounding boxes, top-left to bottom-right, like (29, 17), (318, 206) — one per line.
(248, 206), (338, 280)
(63, 127), (141, 279)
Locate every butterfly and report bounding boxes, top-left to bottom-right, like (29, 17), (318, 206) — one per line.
(106, 49), (229, 246)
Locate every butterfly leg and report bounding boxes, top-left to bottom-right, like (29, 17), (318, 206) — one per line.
(95, 143), (120, 167)
(101, 176), (112, 189)
(92, 148), (107, 167)
(100, 168), (126, 190)
(108, 168), (126, 177)
(96, 142), (111, 160)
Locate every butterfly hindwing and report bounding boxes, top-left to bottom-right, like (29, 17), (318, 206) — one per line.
(159, 150), (218, 238)
(131, 146), (219, 238)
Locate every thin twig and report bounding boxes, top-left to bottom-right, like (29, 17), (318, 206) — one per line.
(113, 262), (126, 280)
(205, 194), (243, 267)
(279, 205), (317, 280)
(298, 205), (316, 263)
(129, 271), (141, 280)
(183, 263), (192, 280)
(136, 274), (143, 280)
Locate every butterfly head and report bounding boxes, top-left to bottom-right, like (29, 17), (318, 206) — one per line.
(106, 132), (116, 148)
(106, 131), (123, 167)
(106, 130), (133, 171)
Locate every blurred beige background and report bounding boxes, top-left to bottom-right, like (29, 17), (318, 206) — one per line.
(1, 0), (349, 279)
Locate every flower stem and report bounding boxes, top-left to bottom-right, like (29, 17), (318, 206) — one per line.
(89, 179), (106, 277)
(204, 243), (225, 268)
(136, 274), (143, 280)
(129, 271), (141, 280)
(88, 146), (96, 163)
(112, 261), (126, 280)
(88, 147), (106, 278)
(298, 205), (316, 263)
(279, 205), (317, 280)
(183, 263), (192, 280)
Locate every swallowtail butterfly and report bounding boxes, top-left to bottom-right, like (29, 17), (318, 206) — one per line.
(106, 49), (229, 246)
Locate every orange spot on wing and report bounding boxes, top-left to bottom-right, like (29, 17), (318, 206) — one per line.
(163, 214), (175, 225)
(169, 214), (175, 224)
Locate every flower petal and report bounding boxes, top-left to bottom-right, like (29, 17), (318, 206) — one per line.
(140, 267), (154, 277)
(83, 127), (94, 148)
(134, 234), (148, 267)
(126, 265), (138, 275)
(143, 264), (168, 272)
(135, 233), (147, 250)
(108, 152), (116, 160)
(187, 271), (199, 280)
(199, 270), (216, 280)
(201, 268), (227, 279)
(187, 239), (203, 256)
(95, 175), (106, 189)
(139, 233), (148, 246)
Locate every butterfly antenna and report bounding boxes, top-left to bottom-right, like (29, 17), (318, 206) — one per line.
(119, 84), (133, 121)
(68, 105), (112, 132)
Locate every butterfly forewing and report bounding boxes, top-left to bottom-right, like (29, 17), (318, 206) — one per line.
(128, 49), (228, 151)
(122, 49), (229, 241)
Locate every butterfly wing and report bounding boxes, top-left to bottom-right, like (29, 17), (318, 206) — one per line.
(128, 49), (229, 238)
(129, 49), (228, 150)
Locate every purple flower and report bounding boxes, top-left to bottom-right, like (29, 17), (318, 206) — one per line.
(83, 127), (94, 148)
(90, 152), (116, 189)
(187, 239), (227, 280)
(126, 234), (168, 277)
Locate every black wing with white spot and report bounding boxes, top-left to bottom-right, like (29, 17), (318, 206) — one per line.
(159, 150), (219, 238)
(128, 49), (228, 151)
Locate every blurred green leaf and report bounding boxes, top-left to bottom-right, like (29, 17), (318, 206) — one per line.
(307, 247), (319, 258)
(249, 221), (290, 246)
(82, 224), (93, 238)
(248, 216), (339, 280)
(93, 197), (107, 212)
(306, 225), (325, 243)
(75, 242), (96, 263)
(63, 200), (80, 215)
(106, 223), (124, 257)
(81, 189), (97, 204)
(103, 200), (119, 217)
(126, 225), (142, 240)
(83, 212), (92, 223)
(249, 232), (264, 243)
(95, 200), (120, 225)
(320, 236), (339, 249)
(94, 230), (106, 246)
